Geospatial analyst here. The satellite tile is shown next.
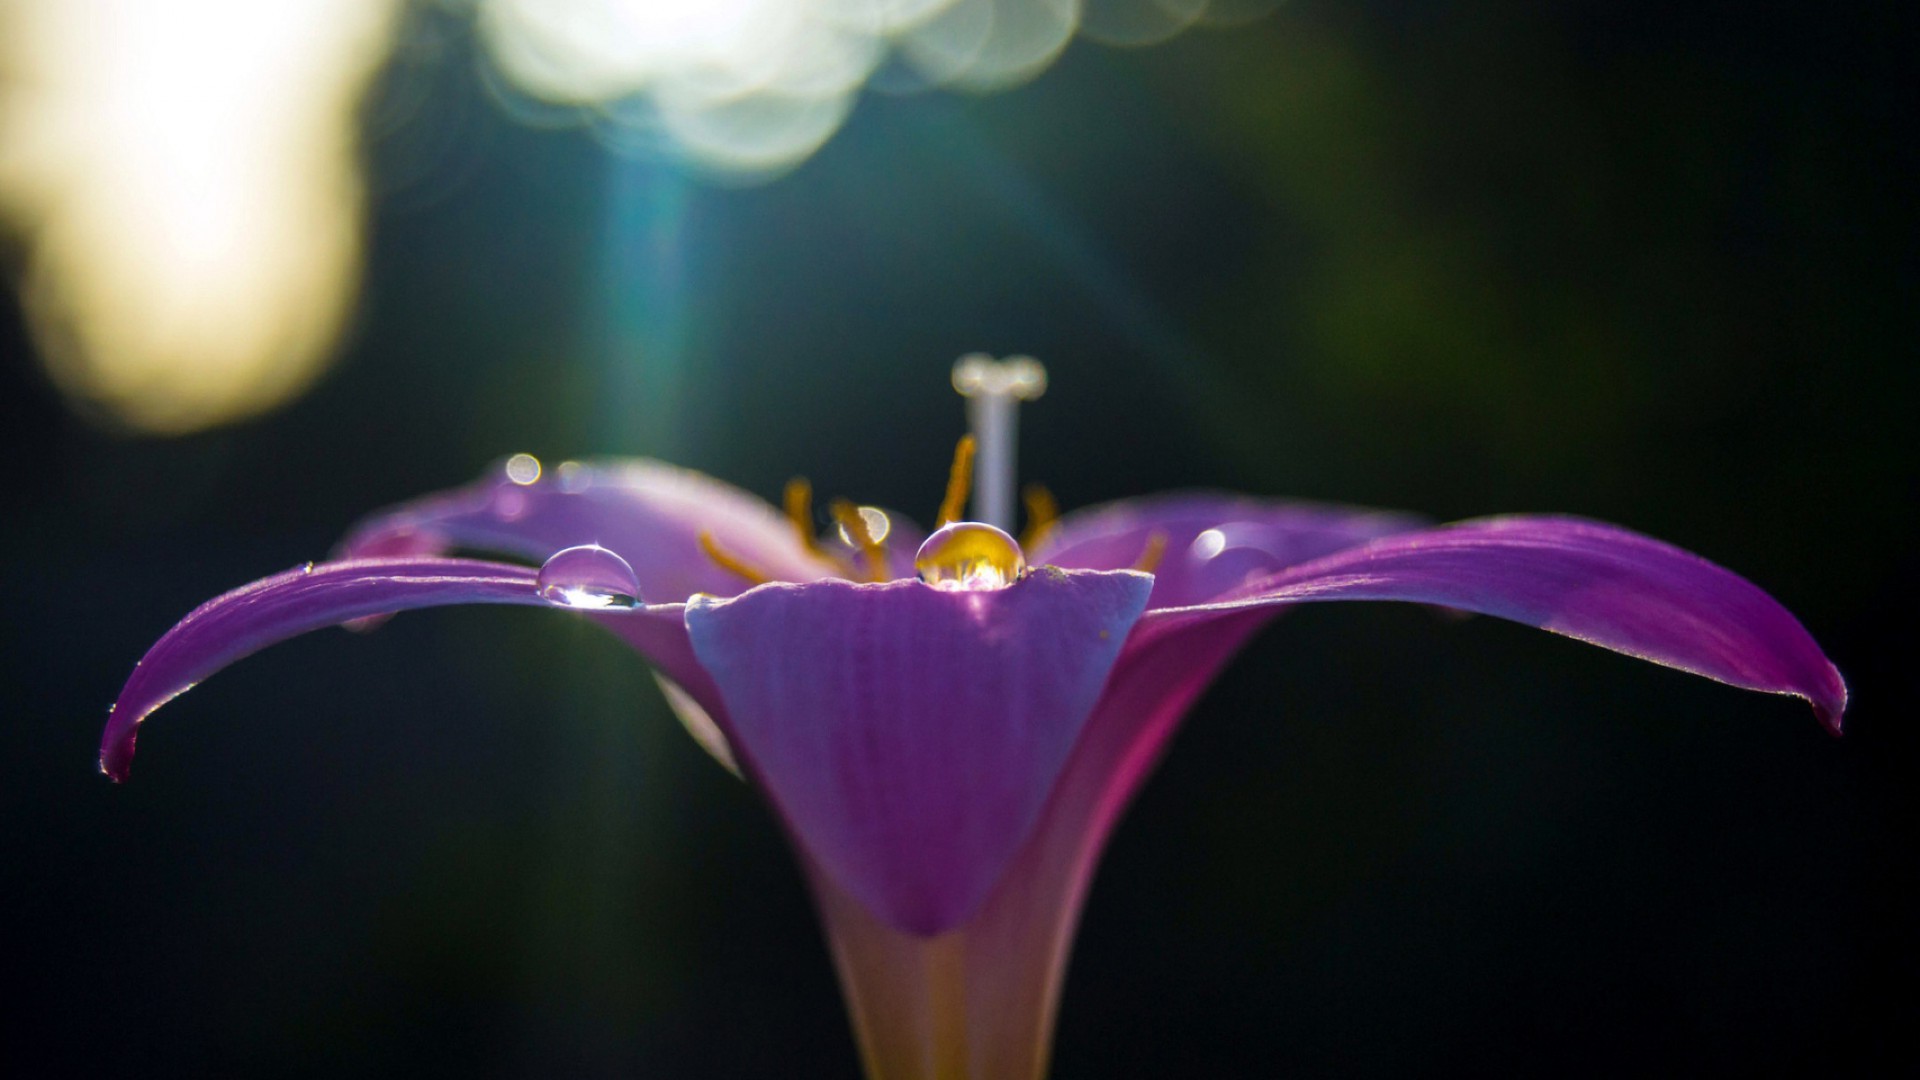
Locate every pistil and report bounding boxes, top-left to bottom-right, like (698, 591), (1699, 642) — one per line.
(950, 355), (1046, 533)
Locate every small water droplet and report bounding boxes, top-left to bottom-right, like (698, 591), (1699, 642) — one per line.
(915, 522), (1026, 591)
(504, 453), (542, 485)
(537, 545), (641, 611)
(835, 505), (892, 546)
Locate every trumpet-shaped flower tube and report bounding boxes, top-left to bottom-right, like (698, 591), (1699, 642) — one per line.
(102, 414), (1844, 1079)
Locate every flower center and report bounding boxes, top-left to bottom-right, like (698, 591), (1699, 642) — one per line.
(914, 521), (1027, 591)
(699, 355), (1053, 589)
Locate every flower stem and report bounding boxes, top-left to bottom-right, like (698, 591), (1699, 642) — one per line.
(928, 933), (971, 1080)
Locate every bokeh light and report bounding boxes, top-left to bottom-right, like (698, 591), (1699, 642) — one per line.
(0, 0), (1265, 435)
(477, 0), (1262, 176)
(0, 0), (398, 434)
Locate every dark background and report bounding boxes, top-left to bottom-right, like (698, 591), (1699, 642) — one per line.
(4, 1), (1913, 1076)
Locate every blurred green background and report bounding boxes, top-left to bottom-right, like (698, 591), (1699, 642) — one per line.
(3, 1), (1912, 1076)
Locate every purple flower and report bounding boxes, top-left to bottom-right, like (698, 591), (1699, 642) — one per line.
(101, 360), (1844, 1080)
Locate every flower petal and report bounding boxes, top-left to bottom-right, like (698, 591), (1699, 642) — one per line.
(805, 607), (1271, 1080)
(684, 569), (1155, 935)
(338, 458), (839, 601)
(100, 557), (702, 781)
(1034, 492), (1425, 607)
(1145, 516), (1848, 730)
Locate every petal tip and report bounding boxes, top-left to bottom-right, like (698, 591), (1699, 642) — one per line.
(1813, 675), (1848, 737)
(98, 735), (133, 784)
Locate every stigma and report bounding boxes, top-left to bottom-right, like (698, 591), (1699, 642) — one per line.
(915, 522), (1027, 591)
(951, 354), (1045, 532)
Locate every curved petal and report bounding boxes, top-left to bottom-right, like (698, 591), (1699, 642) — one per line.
(1034, 491), (1426, 607)
(338, 457), (841, 602)
(1145, 516), (1848, 730)
(805, 608), (1271, 1080)
(101, 557), (702, 781)
(685, 569), (1155, 936)
(808, 514), (1845, 1075)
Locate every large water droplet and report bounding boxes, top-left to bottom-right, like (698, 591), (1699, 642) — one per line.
(537, 545), (641, 611)
(914, 522), (1025, 591)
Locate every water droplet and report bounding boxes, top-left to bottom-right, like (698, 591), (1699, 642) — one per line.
(914, 522), (1025, 591)
(537, 545), (641, 611)
(504, 452), (542, 485)
(1190, 528), (1227, 560)
(835, 505), (892, 546)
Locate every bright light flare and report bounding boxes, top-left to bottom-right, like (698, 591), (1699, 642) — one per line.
(0, 0), (398, 434)
(476, 0), (1267, 176)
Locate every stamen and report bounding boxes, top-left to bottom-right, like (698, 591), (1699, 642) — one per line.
(951, 354), (1046, 531)
(698, 531), (771, 585)
(1020, 482), (1059, 549)
(829, 499), (890, 582)
(935, 434), (976, 528)
(784, 477), (824, 556)
(1132, 529), (1169, 574)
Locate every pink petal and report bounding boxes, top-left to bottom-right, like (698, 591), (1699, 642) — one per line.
(100, 557), (703, 781)
(804, 607), (1270, 1079)
(684, 569), (1154, 935)
(1034, 491), (1425, 606)
(338, 457), (839, 602)
(1148, 515), (1848, 730)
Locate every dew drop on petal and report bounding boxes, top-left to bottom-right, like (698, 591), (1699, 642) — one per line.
(836, 505), (892, 546)
(504, 452), (543, 485)
(537, 545), (642, 611)
(914, 522), (1026, 591)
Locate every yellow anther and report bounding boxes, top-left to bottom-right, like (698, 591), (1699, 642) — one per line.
(784, 477), (824, 556)
(1132, 530), (1169, 574)
(829, 499), (890, 582)
(698, 531), (771, 585)
(936, 435), (976, 528)
(1020, 482), (1058, 549)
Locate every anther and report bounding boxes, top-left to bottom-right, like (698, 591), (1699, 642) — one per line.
(1132, 530), (1169, 574)
(936, 435), (976, 528)
(698, 531), (772, 585)
(784, 477), (824, 556)
(1020, 482), (1059, 549)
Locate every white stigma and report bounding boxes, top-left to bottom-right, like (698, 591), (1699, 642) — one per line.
(951, 354), (1046, 532)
